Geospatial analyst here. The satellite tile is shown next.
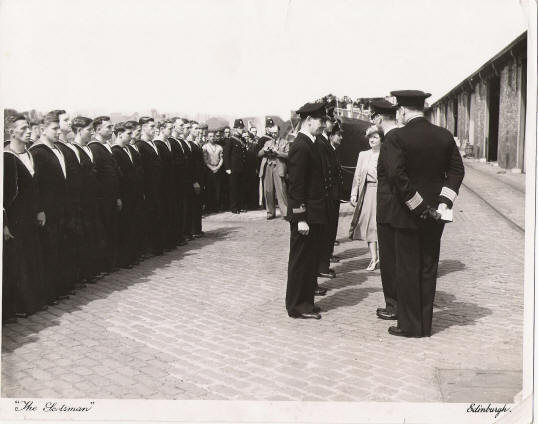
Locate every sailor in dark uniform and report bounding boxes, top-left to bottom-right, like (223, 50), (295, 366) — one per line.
(185, 121), (205, 237)
(112, 122), (140, 266)
(380, 90), (465, 337)
(373, 99), (401, 321)
(223, 119), (248, 214)
(30, 111), (68, 304)
(3, 113), (46, 321)
(71, 116), (107, 282)
(178, 120), (195, 239)
(154, 120), (180, 248)
(125, 120), (147, 259)
(136, 116), (164, 255)
(169, 118), (188, 245)
(55, 110), (84, 292)
(285, 103), (329, 320)
(88, 116), (122, 271)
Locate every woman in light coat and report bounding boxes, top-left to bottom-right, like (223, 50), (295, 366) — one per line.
(349, 125), (383, 271)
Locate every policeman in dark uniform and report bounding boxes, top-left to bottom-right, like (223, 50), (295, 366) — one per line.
(379, 90), (465, 337)
(223, 119), (248, 214)
(373, 99), (401, 321)
(285, 102), (329, 320)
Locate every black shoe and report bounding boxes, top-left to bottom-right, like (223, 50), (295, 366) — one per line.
(266, 214), (275, 220)
(231, 209), (240, 214)
(388, 326), (413, 337)
(313, 306), (322, 313)
(49, 300), (59, 306)
(177, 240), (188, 246)
(240, 209), (248, 213)
(376, 309), (397, 320)
(334, 241), (340, 246)
(318, 269), (336, 279)
(289, 312), (321, 320)
(314, 287), (327, 296)
(15, 312), (28, 319)
(329, 256), (340, 263)
(57, 295), (69, 300)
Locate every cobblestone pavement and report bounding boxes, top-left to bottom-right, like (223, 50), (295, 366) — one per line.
(462, 159), (525, 231)
(1, 181), (524, 401)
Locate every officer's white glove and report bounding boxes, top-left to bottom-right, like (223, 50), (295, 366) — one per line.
(298, 220), (309, 236)
(36, 211), (46, 227)
(226, 169), (232, 175)
(4, 225), (14, 241)
(350, 197), (357, 208)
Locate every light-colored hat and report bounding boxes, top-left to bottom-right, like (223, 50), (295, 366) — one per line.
(365, 125), (382, 138)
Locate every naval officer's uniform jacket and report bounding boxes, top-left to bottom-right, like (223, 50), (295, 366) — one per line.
(378, 116), (464, 336)
(285, 131), (328, 316)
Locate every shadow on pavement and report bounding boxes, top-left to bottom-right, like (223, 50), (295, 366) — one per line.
(432, 290), (492, 335)
(437, 259), (466, 277)
(316, 286), (381, 312)
(335, 246), (370, 260)
(332, 257), (372, 275)
(1, 226), (240, 354)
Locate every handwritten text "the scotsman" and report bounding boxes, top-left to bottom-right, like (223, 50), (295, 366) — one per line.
(14, 400), (95, 413)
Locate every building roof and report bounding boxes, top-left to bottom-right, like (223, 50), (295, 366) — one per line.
(430, 31), (527, 107)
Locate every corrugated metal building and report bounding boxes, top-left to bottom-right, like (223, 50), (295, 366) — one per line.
(427, 32), (527, 172)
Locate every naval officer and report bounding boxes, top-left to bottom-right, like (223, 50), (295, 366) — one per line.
(380, 90), (465, 337)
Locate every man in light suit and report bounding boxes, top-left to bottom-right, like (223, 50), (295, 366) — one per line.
(258, 119), (288, 219)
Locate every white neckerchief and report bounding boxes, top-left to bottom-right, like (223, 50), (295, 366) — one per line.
(63, 141), (81, 163)
(50, 143), (67, 178)
(90, 139), (113, 154)
(6, 148), (35, 176)
(172, 137), (185, 153)
(82, 145), (94, 162)
(144, 138), (159, 155)
(123, 145), (133, 162)
(184, 139), (193, 152)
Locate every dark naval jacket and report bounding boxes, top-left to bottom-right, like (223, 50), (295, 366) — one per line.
(286, 131), (328, 225)
(377, 117), (464, 229)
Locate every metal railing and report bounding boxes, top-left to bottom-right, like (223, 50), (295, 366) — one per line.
(334, 106), (371, 121)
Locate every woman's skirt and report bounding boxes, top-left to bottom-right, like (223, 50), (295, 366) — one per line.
(352, 182), (378, 242)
